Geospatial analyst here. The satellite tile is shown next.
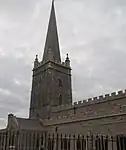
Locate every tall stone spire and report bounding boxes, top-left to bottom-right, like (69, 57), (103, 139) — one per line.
(42, 0), (61, 63)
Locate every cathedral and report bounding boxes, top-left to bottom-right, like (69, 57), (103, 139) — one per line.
(1, 1), (126, 137)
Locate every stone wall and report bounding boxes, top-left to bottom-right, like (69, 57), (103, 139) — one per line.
(43, 90), (126, 135)
(51, 90), (126, 118)
(45, 113), (126, 136)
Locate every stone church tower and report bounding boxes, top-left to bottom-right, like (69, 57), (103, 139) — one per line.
(29, 1), (72, 119)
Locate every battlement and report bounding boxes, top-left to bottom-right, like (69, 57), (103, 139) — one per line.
(52, 90), (126, 112)
(73, 90), (126, 106)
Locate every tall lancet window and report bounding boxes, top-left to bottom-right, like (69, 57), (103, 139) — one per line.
(58, 79), (62, 87)
(59, 94), (62, 105)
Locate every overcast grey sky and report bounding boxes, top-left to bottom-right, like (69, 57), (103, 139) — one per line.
(0, 0), (126, 128)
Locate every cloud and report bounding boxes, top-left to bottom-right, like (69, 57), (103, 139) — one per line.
(0, 118), (7, 129)
(0, 0), (126, 128)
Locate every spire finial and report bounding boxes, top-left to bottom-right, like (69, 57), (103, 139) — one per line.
(66, 53), (69, 60)
(35, 55), (38, 61)
(65, 53), (70, 67)
(34, 54), (39, 68)
(67, 53), (69, 58)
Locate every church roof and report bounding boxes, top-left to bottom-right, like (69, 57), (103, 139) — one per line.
(16, 118), (44, 131)
(7, 114), (47, 131)
(42, 0), (61, 63)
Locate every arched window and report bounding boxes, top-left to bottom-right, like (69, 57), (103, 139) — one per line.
(58, 79), (62, 87)
(59, 95), (62, 105)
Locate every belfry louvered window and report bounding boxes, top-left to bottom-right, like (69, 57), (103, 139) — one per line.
(58, 79), (62, 87)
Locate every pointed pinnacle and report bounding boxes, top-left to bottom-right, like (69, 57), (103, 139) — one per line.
(35, 55), (38, 61)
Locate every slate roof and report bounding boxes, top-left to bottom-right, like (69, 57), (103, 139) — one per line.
(16, 117), (44, 131)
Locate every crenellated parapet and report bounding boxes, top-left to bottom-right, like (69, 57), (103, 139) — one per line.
(44, 89), (126, 125)
(52, 90), (126, 112)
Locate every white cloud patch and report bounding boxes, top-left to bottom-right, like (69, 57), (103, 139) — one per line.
(0, 118), (7, 129)
(0, 47), (6, 57)
(0, 88), (12, 96)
